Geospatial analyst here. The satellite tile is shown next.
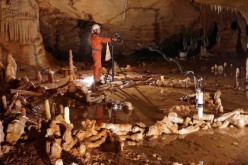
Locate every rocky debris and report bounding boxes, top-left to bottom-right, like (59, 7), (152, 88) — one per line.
(0, 60), (247, 164)
(180, 90), (224, 113)
(42, 116), (124, 163)
(155, 77), (191, 88)
(119, 77), (193, 89)
(6, 116), (30, 145)
(101, 123), (132, 135)
(146, 121), (172, 138)
(0, 97), (248, 163)
(86, 92), (104, 105)
(68, 82), (104, 104)
(99, 108), (248, 141)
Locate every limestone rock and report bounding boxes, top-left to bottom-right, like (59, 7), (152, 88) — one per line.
(178, 125), (200, 135)
(101, 123), (132, 135)
(146, 121), (171, 138)
(48, 141), (62, 160)
(6, 120), (25, 144)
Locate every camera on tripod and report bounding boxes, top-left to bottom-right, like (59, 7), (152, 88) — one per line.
(112, 32), (123, 44)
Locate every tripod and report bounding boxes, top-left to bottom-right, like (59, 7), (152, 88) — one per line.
(104, 44), (128, 84)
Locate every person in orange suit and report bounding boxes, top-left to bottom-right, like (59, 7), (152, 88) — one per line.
(91, 24), (116, 86)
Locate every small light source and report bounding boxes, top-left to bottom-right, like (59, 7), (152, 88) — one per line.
(81, 76), (94, 87)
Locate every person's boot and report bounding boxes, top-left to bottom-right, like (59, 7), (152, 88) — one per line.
(95, 81), (104, 86)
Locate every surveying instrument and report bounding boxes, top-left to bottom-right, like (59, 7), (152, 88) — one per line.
(104, 32), (128, 84)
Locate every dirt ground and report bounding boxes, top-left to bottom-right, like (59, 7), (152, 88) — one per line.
(0, 55), (248, 165)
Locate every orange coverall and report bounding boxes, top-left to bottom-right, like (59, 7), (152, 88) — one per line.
(91, 34), (111, 82)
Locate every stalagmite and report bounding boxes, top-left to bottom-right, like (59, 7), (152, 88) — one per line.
(160, 75), (164, 81)
(5, 53), (17, 82)
(224, 62), (227, 68)
(69, 50), (76, 81)
(2, 95), (7, 110)
(214, 64), (217, 71)
(211, 66), (214, 72)
(236, 68), (240, 78)
(5, 64), (15, 82)
(246, 58), (248, 81)
(217, 65), (223, 74)
(36, 71), (43, 82)
(64, 107), (70, 124)
(45, 100), (51, 120)
(48, 68), (54, 83)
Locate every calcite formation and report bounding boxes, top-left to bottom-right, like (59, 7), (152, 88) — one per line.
(0, 0), (49, 68)
(195, 0), (248, 54)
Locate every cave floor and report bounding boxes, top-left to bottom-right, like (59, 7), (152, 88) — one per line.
(1, 55), (248, 164)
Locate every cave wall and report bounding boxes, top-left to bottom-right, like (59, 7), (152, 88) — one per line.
(0, 0), (247, 68)
(37, 0), (200, 61)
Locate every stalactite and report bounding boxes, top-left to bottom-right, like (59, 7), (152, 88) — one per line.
(196, 2), (248, 52)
